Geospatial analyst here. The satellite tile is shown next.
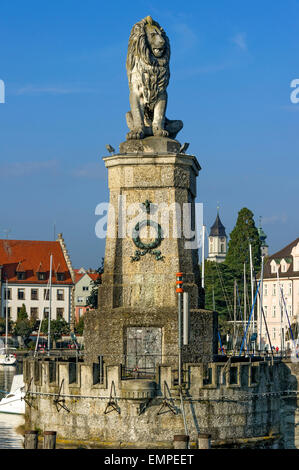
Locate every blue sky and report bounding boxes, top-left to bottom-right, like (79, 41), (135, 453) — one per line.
(0, 0), (299, 268)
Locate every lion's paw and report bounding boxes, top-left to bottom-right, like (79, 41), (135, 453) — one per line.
(127, 130), (145, 140)
(153, 128), (169, 138)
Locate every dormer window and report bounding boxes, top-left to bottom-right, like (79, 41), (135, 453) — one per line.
(54, 263), (65, 282)
(16, 261), (26, 280)
(16, 271), (26, 280)
(271, 261), (277, 274)
(36, 262), (47, 281)
(37, 272), (47, 281)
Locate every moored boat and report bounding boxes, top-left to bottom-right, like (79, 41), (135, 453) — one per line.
(0, 374), (25, 414)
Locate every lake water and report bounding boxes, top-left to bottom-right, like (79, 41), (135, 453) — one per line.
(0, 366), (24, 449)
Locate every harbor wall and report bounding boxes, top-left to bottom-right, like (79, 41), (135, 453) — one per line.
(23, 357), (299, 448)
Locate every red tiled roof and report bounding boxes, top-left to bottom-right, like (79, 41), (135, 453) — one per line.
(75, 272), (85, 283)
(74, 271), (101, 284)
(0, 239), (73, 285)
(88, 273), (101, 281)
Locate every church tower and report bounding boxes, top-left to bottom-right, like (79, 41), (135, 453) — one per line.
(207, 208), (227, 263)
(258, 217), (269, 257)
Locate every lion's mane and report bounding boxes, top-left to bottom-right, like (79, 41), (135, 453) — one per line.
(126, 17), (170, 119)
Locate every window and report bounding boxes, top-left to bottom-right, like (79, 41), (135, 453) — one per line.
(17, 289), (25, 300)
(83, 286), (89, 291)
(6, 307), (11, 319)
(77, 296), (84, 303)
(281, 264), (286, 273)
(272, 284), (276, 296)
(30, 307), (38, 321)
(44, 289), (49, 301)
(4, 288), (11, 300)
(264, 306), (268, 318)
(56, 308), (64, 320)
(289, 283), (292, 296)
(264, 284), (268, 296)
(16, 271), (26, 280)
(56, 273), (65, 281)
(31, 289), (38, 301)
(57, 289), (64, 301)
(272, 305), (276, 318)
(273, 328), (276, 340)
(37, 272), (47, 281)
(288, 305), (292, 316)
(43, 307), (49, 319)
(221, 244), (225, 253)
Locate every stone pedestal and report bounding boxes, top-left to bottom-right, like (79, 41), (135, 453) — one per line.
(84, 137), (217, 365)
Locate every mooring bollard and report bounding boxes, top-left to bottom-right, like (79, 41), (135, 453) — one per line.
(197, 433), (211, 449)
(43, 431), (57, 449)
(173, 434), (189, 449)
(24, 430), (38, 449)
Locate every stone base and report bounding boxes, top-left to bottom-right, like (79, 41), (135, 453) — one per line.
(119, 136), (181, 154)
(84, 306), (218, 366)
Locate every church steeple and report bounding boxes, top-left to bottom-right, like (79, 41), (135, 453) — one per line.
(257, 216), (269, 257)
(207, 206), (227, 263)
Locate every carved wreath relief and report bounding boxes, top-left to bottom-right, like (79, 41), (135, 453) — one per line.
(131, 200), (164, 262)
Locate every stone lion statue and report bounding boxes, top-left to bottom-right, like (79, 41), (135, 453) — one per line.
(126, 16), (183, 140)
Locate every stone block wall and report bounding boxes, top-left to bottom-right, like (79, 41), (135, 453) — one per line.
(23, 357), (296, 448)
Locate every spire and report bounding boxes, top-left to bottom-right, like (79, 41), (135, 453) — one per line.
(210, 207), (227, 237)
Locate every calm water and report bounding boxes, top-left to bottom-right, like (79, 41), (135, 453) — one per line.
(0, 366), (24, 449)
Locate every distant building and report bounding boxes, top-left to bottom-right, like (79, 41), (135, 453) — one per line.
(0, 234), (75, 325)
(207, 209), (227, 263)
(258, 218), (269, 257)
(74, 269), (100, 322)
(257, 237), (299, 350)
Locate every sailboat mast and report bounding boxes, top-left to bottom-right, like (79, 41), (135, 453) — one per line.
(5, 279), (8, 355)
(201, 225), (205, 289)
(244, 263), (247, 332)
(249, 244), (254, 335)
(233, 279), (237, 351)
(277, 267), (284, 353)
(47, 254), (53, 355)
(259, 255), (264, 352)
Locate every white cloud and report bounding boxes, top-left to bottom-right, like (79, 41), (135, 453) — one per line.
(72, 163), (105, 180)
(262, 215), (288, 225)
(231, 33), (247, 51)
(0, 160), (58, 177)
(172, 22), (198, 49)
(15, 85), (97, 96)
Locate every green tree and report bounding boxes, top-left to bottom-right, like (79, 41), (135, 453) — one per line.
(14, 304), (32, 346)
(17, 304), (28, 321)
(75, 315), (85, 336)
(225, 207), (261, 276)
(0, 318), (13, 335)
(41, 318), (70, 348)
(204, 260), (236, 326)
(86, 258), (104, 309)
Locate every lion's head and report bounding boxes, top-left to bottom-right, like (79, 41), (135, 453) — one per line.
(126, 16), (170, 89)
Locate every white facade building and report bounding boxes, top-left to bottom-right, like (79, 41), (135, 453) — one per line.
(258, 238), (299, 351)
(0, 235), (75, 324)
